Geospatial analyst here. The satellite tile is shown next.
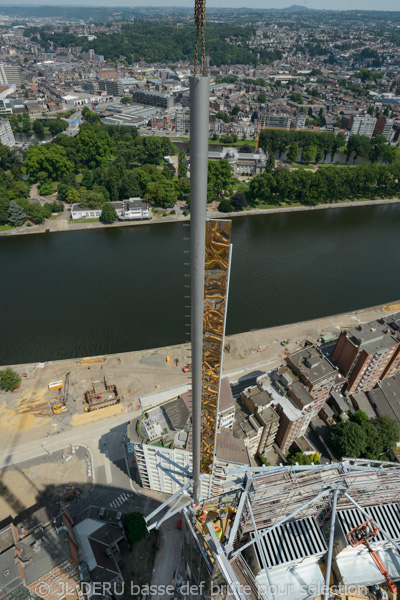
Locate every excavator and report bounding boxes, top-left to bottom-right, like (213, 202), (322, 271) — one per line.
(346, 519), (397, 600)
(52, 372), (70, 415)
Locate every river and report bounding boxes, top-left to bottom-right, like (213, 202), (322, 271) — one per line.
(1, 203), (400, 366)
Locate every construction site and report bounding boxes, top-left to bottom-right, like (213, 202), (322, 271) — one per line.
(143, 3), (400, 599)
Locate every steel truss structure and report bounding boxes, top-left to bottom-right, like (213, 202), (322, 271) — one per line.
(145, 459), (400, 600)
(201, 219), (232, 474)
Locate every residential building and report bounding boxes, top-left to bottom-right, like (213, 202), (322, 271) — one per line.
(0, 64), (22, 86)
(98, 68), (118, 81)
(132, 90), (174, 109)
(350, 114), (376, 138)
(331, 321), (400, 394)
(218, 377), (235, 430)
(286, 346), (337, 414)
(0, 119), (15, 148)
(98, 80), (124, 97)
(260, 113), (291, 129)
(367, 374), (400, 430)
(0, 509), (80, 600)
(240, 386), (280, 455)
(174, 107), (190, 133)
(259, 372), (312, 453)
(70, 199), (151, 221)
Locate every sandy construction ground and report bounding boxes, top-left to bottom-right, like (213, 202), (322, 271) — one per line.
(0, 302), (398, 450)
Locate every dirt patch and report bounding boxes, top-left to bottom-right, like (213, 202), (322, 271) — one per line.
(107, 357), (122, 368)
(120, 531), (158, 595)
(70, 403), (125, 427)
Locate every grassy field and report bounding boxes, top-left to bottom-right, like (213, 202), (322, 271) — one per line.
(69, 217), (99, 224)
(208, 138), (256, 146)
(0, 224), (14, 232)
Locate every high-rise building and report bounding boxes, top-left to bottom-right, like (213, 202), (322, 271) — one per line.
(98, 80), (124, 96)
(0, 119), (15, 148)
(0, 64), (22, 86)
(350, 114), (376, 138)
(286, 346), (337, 414)
(331, 320), (400, 394)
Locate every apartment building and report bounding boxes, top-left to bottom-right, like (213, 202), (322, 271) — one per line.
(260, 112), (291, 129)
(286, 346), (337, 415)
(0, 64), (22, 86)
(132, 90), (174, 109)
(258, 372), (313, 453)
(350, 114), (376, 138)
(331, 320), (400, 394)
(98, 79), (124, 97)
(218, 376), (235, 430)
(0, 119), (15, 148)
(129, 380), (250, 496)
(240, 386), (280, 455)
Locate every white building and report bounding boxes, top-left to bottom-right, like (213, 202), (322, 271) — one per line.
(0, 64), (22, 86)
(351, 115), (377, 138)
(70, 199), (151, 221)
(0, 119), (15, 148)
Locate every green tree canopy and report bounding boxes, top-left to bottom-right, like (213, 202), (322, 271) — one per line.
(125, 512), (147, 546)
(25, 144), (73, 181)
(100, 202), (118, 224)
(0, 368), (21, 391)
(8, 201), (27, 226)
(330, 421), (367, 458)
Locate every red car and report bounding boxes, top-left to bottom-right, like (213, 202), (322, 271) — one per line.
(182, 364), (192, 373)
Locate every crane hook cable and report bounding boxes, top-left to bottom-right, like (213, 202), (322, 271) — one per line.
(194, 0), (207, 78)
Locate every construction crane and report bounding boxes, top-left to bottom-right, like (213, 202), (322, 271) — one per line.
(52, 372), (70, 415)
(346, 519), (397, 600)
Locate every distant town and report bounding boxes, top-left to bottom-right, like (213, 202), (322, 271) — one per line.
(0, 6), (400, 233)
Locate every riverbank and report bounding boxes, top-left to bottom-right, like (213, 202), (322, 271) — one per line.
(1, 301), (398, 449)
(1, 196), (400, 238)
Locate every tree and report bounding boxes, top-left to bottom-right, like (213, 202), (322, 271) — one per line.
(47, 118), (68, 136)
(231, 105), (241, 116)
(287, 452), (320, 465)
(125, 512), (146, 546)
(100, 202), (118, 224)
(178, 151), (187, 179)
(266, 152), (275, 172)
(330, 421), (367, 458)
(33, 120), (44, 135)
(231, 192), (247, 211)
(302, 145), (317, 164)
(0, 368), (21, 391)
(38, 182), (54, 196)
(218, 199), (232, 213)
(287, 142), (299, 163)
(66, 188), (80, 205)
(372, 415), (399, 451)
(8, 201), (26, 226)
(26, 144), (73, 181)
(120, 96), (132, 104)
(290, 92), (303, 104)
(0, 196), (10, 224)
(257, 93), (266, 104)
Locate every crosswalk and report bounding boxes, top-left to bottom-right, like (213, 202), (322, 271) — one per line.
(109, 493), (133, 508)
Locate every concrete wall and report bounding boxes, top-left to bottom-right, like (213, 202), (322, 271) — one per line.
(139, 384), (191, 409)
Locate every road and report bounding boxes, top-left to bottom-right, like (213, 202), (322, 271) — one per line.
(63, 109), (82, 137)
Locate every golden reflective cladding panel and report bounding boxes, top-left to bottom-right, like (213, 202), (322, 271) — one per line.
(201, 220), (232, 474)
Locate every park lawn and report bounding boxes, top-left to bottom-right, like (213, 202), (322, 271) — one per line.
(69, 218), (100, 224)
(291, 163), (314, 170)
(208, 138), (256, 146)
(0, 224), (14, 232)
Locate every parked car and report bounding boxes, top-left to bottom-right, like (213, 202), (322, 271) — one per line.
(127, 443), (134, 454)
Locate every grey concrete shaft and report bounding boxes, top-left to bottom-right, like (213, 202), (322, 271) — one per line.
(324, 489), (339, 600)
(189, 75), (210, 506)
